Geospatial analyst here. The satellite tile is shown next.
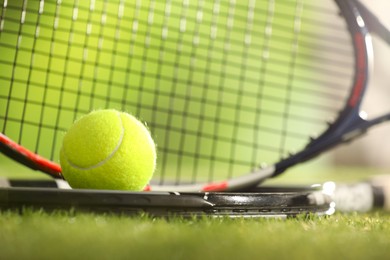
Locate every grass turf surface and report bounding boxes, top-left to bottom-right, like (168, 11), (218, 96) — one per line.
(1, 210), (390, 260)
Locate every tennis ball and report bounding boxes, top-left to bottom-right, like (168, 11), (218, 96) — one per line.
(59, 109), (156, 191)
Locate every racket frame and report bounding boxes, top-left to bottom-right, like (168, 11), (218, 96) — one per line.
(0, 180), (330, 218)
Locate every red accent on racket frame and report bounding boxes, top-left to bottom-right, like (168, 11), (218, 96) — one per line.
(0, 133), (62, 177)
(202, 181), (229, 192)
(348, 32), (368, 107)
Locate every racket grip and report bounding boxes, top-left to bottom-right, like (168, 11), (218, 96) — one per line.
(309, 175), (390, 213)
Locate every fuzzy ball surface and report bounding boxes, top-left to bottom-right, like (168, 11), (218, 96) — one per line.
(60, 109), (156, 191)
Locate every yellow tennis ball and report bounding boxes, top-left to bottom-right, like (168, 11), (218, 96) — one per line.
(59, 109), (156, 191)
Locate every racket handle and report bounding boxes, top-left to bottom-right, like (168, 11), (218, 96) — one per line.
(309, 175), (390, 213)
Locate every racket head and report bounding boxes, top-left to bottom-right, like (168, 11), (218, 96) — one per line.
(0, 0), (373, 191)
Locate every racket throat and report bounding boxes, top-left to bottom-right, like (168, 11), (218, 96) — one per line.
(273, 111), (367, 177)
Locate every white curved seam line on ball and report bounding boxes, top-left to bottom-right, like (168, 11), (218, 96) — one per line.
(64, 112), (125, 171)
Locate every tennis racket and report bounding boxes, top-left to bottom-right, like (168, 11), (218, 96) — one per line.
(1, 0), (389, 192)
(2, 175), (390, 216)
(0, 181), (328, 218)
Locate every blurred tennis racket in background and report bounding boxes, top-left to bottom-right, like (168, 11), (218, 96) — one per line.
(1, 0), (390, 191)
